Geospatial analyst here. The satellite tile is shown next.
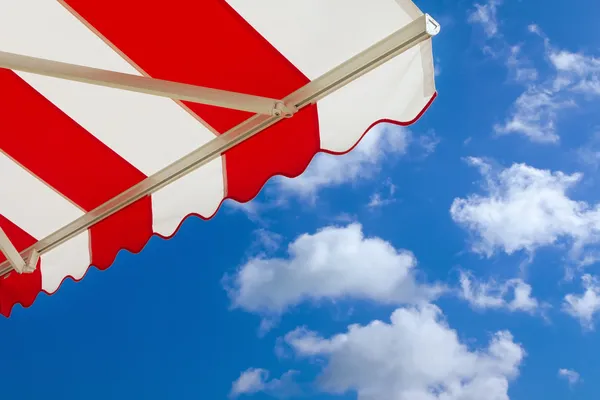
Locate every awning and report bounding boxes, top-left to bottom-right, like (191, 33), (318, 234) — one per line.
(0, 0), (439, 316)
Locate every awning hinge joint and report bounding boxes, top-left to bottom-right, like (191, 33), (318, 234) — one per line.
(271, 101), (296, 118)
(0, 227), (39, 274)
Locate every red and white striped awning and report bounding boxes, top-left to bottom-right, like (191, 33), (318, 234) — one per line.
(0, 0), (439, 316)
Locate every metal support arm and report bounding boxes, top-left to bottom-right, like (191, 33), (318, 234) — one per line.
(0, 50), (297, 117)
(0, 227), (39, 274)
(0, 14), (440, 277)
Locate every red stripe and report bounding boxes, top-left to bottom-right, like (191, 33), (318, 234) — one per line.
(62, 0), (321, 202)
(0, 70), (153, 272)
(0, 215), (41, 316)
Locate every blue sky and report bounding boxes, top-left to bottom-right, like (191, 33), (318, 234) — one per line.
(2, 0), (600, 399)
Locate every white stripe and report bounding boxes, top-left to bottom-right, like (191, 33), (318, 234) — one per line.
(151, 161), (225, 237)
(42, 231), (91, 293)
(226, 0), (421, 80)
(0, 153), (83, 239)
(317, 41), (435, 152)
(227, 0), (436, 152)
(0, 152), (90, 293)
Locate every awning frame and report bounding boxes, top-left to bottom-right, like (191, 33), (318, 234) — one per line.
(0, 13), (440, 276)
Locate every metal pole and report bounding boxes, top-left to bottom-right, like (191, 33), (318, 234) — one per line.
(0, 227), (26, 273)
(0, 50), (296, 117)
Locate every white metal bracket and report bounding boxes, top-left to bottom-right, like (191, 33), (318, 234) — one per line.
(425, 14), (441, 36)
(0, 227), (39, 274)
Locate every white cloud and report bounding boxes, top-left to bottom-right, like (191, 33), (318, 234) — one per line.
(367, 179), (397, 209)
(450, 158), (600, 257)
(230, 368), (268, 397)
(225, 199), (263, 222)
(493, 87), (573, 143)
(468, 9), (567, 143)
(416, 131), (441, 157)
(480, 40), (539, 85)
(470, 3), (600, 144)
(563, 274), (600, 330)
(548, 48), (600, 96)
(252, 229), (282, 253)
(471, 17), (598, 144)
(229, 368), (298, 398)
(541, 30), (600, 101)
(225, 223), (443, 315)
(275, 124), (410, 201)
(549, 50), (600, 75)
(284, 304), (525, 400)
(459, 271), (539, 313)
(527, 24), (542, 35)
(558, 368), (581, 386)
(494, 25), (600, 143)
(468, 0), (501, 38)
(506, 45), (538, 83)
(367, 192), (395, 208)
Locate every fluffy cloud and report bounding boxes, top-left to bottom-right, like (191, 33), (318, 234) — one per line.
(230, 368), (268, 397)
(468, 5), (567, 144)
(493, 88), (573, 143)
(494, 24), (600, 143)
(283, 304), (525, 400)
(225, 223), (442, 315)
(367, 192), (396, 208)
(548, 47), (600, 96)
(225, 199), (263, 223)
(558, 368), (581, 386)
(470, 2), (539, 86)
(251, 229), (283, 254)
(367, 178), (397, 209)
(229, 368), (298, 398)
(459, 271), (539, 313)
(563, 274), (600, 330)
(468, 0), (501, 38)
(505, 45), (538, 83)
(469, 1), (599, 144)
(450, 158), (600, 257)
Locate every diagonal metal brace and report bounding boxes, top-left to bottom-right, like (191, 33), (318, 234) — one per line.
(0, 50), (297, 118)
(0, 227), (39, 274)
